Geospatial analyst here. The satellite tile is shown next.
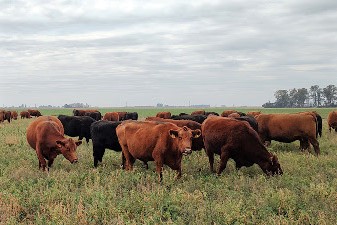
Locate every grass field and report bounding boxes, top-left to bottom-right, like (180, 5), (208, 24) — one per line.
(1, 108), (337, 224)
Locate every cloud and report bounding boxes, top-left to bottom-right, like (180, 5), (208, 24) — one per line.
(0, 0), (336, 107)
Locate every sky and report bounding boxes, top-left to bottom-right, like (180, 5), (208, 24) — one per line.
(1, 0), (337, 107)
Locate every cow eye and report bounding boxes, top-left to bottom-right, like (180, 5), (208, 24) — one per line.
(178, 137), (182, 140)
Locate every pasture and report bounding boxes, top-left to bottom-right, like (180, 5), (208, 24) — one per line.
(1, 108), (337, 224)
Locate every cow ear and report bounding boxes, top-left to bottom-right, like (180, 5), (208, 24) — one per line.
(169, 129), (179, 139)
(56, 140), (65, 148)
(192, 129), (201, 138)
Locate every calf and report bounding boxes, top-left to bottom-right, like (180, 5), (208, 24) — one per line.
(116, 121), (201, 182)
(26, 116), (81, 171)
(57, 115), (96, 143)
(20, 111), (31, 119)
(202, 116), (282, 175)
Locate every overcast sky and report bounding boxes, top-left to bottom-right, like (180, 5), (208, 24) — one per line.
(1, 0), (336, 107)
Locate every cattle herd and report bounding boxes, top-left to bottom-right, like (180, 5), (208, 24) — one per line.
(1, 108), (337, 182)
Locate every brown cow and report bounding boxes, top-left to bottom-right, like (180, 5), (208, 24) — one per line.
(191, 110), (205, 115)
(116, 121), (201, 182)
(328, 111), (337, 132)
(256, 113), (320, 155)
(11, 111), (18, 120)
(20, 111), (31, 119)
(228, 112), (240, 118)
(116, 112), (127, 121)
(156, 111), (172, 119)
(221, 110), (237, 117)
(103, 112), (120, 121)
(145, 117), (204, 151)
(28, 109), (42, 117)
(202, 116), (283, 175)
(247, 111), (261, 117)
(26, 116), (81, 171)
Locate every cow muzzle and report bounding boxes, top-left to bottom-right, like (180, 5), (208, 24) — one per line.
(183, 148), (192, 156)
(71, 159), (78, 164)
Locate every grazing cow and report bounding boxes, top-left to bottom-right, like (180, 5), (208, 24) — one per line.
(247, 111), (262, 117)
(11, 111), (18, 120)
(4, 111), (11, 123)
(205, 112), (219, 116)
(202, 116), (282, 175)
(328, 111), (337, 132)
(90, 120), (123, 167)
(57, 115), (96, 143)
(221, 110), (238, 117)
(103, 112), (120, 121)
(26, 116), (81, 171)
(85, 111), (102, 121)
(125, 112), (138, 120)
(171, 114), (208, 124)
(145, 117), (204, 151)
(28, 109), (42, 117)
(256, 113), (320, 155)
(116, 121), (201, 182)
(156, 111), (171, 119)
(20, 111), (31, 119)
(191, 110), (205, 115)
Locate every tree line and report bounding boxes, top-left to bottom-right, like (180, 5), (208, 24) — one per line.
(262, 85), (337, 108)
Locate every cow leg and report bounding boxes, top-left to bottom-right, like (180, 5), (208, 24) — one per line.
(329, 126), (331, 132)
(217, 146), (230, 175)
(143, 162), (149, 170)
(47, 158), (55, 170)
(155, 160), (163, 182)
(204, 148), (215, 173)
(300, 139), (310, 151)
(36, 144), (47, 171)
(85, 137), (90, 143)
(308, 137), (320, 156)
(93, 145), (105, 167)
(176, 167), (182, 179)
(122, 147), (134, 171)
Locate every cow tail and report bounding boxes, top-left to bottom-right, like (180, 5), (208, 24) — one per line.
(317, 115), (322, 137)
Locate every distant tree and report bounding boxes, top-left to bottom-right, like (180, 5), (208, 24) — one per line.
(296, 88), (308, 107)
(309, 85), (320, 107)
(288, 88), (297, 108)
(322, 85), (337, 106)
(274, 90), (289, 107)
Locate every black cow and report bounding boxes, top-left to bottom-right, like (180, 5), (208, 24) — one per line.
(90, 120), (123, 167)
(235, 116), (258, 132)
(171, 114), (208, 124)
(57, 115), (96, 143)
(205, 112), (219, 116)
(85, 111), (102, 121)
(125, 112), (138, 120)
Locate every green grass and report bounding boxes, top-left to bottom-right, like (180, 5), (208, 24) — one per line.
(1, 108), (337, 224)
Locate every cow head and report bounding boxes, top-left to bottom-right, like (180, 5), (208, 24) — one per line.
(264, 155), (283, 176)
(56, 138), (82, 163)
(169, 126), (201, 155)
